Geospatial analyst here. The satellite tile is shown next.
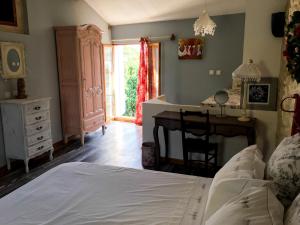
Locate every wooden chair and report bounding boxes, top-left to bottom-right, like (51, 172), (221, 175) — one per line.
(180, 109), (218, 175)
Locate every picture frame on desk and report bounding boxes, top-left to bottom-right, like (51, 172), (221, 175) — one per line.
(241, 77), (278, 111)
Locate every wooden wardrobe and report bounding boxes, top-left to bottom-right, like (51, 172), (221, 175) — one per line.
(54, 25), (106, 145)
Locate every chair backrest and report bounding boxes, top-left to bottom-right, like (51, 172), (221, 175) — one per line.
(180, 109), (210, 141)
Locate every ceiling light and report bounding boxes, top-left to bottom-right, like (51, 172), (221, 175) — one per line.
(194, 10), (217, 37)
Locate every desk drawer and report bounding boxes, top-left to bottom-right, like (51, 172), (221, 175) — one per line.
(26, 120), (50, 136)
(28, 139), (52, 157)
(27, 129), (51, 146)
(25, 101), (49, 115)
(25, 111), (49, 125)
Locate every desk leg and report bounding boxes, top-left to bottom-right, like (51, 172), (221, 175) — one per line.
(247, 128), (256, 145)
(163, 127), (169, 163)
(153, 125), (160, 170)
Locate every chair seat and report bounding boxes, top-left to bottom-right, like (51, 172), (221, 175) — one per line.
(185, 138), (217, 153)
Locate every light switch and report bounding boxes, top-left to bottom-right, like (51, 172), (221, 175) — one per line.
(216, 70), (222, 76)
(209, 70), (215, 76)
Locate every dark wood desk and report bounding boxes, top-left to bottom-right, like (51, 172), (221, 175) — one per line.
(153, 111), (256, 169)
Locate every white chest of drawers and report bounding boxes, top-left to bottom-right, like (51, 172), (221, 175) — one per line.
(0, 97), (54, 173)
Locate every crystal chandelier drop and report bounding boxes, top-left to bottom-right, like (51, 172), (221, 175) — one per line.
(194, 10), (217, 37)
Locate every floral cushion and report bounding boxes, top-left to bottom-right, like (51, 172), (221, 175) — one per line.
(267, 134), (300, 207)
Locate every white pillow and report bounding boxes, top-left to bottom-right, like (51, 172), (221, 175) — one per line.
(284, 193), (300, 225)
(267, 134), (300, 207)
(204, 145), (266, 220)
(214, 145), (265, 181)
(205, 187), (284, 225)
(204, 178), (271, 220)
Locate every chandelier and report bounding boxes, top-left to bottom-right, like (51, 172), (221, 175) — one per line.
(194, 10), (217, 37)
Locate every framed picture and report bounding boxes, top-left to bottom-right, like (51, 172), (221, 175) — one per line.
(0, 0), (17, 26)
(241, 77), (278, 111)
(248, 83), (270, 105)
(178, 38), (204, 60)
(0, 42), (26, 79)
(0, 0), (29, 34)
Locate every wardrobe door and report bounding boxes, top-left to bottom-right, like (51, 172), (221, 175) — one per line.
(80, 38), (94, 119)
(92, 40), (104, 115)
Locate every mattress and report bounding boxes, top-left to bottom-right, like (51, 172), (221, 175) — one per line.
(0, 162), (212, 225)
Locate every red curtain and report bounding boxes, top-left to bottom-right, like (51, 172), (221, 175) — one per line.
(135, 38), (150, 125)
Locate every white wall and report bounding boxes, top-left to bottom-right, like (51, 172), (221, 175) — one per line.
(243, 0), (287, 157)
(0, 0), (111, 166)
(243, 0), (287, 76)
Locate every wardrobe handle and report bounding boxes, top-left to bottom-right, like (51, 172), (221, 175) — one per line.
(35, 116), (42, 121)
(34, 106), (41, 111)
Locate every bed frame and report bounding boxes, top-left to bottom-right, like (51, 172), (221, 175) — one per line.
(281, 93), (300, 135)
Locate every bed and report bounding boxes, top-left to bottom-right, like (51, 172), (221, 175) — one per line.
(1, 95), (300, 225)
(0, 162), (212, 225)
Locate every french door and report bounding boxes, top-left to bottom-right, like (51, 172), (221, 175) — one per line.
(103, 43), (161, 122)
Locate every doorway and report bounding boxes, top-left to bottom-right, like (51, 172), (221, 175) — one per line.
(104, 43), (160, 123)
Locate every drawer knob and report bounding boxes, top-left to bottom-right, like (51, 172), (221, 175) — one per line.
(36, 126), (43, 131)
(37, 146), (44, 150)
(35, 116), (42, 121)
(37, 136), (44, 141)
(34, 106), (41, 111)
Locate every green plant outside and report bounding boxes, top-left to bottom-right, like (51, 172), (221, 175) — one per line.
(123, 46), (139, 117)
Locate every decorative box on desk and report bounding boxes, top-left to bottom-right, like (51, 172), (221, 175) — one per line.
(0, 97), (54, 173)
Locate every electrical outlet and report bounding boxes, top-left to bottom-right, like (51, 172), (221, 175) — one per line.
(209, 70), (215, 76)
(216, 70), (222, 76)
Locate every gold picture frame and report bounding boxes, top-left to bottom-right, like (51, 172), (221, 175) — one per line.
(0, 42), (26, 79)
(0, 0), (29, 34)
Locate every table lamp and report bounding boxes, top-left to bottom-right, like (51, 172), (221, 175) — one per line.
(232, 59), (261, 122)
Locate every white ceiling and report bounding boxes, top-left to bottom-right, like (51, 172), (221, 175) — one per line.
(84, 0), (246, 26)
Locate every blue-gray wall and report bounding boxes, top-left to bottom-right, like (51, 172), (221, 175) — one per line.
(112, 14), (245, 105)
(0, 0), (111, 167)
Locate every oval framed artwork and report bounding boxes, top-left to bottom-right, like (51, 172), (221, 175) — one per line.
(0, 42), (26, 79)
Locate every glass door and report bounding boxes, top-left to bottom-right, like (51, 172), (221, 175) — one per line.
(104, 45), (115, 122)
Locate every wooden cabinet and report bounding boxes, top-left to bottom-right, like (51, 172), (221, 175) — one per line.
(0, 98), (54, 173)
(55, 25), (106, 145)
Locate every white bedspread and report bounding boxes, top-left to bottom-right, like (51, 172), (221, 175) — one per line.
(0, 162), (212, 225)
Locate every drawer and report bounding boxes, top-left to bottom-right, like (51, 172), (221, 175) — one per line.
(83, 114), (104, 132)
(26, 120), (50, 136)
(25, 111), (49, 125)
(28, 139), (53, 157)
(27, 129), (51, 146)
(25, 100), (49, 115)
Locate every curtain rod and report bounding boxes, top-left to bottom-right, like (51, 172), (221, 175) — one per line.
(111, 34), (176, 43)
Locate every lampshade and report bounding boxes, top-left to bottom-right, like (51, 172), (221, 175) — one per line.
(232, 59), (262, 82)
(194, 10), (217, 37)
